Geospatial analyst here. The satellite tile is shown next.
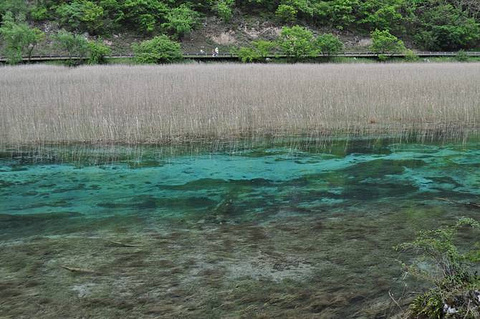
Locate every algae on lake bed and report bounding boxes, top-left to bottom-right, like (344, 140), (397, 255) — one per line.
(0, 138), (479, 318)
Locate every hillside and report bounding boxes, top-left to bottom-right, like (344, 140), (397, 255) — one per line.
(1, 0), (480, 61)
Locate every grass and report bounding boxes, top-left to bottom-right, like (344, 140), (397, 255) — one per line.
(1, 63), (479, 150)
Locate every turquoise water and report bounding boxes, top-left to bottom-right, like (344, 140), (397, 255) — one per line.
(0, 138), (479, 318)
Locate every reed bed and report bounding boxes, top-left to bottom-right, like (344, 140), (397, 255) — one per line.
(1, 63), (479, 150)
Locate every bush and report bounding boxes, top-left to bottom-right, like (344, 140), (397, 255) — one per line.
(0, 12), (45, 64)
(236, 47), (261, 63)
(377, 54), (388, 61)
(53, 30), (89, 65)
(161, 4), (199, 39)
(396, 218), (480, 318)
(252, 40), (275, 58)
(30, 5), (49, 21)
(316, 33), (343, 56)
(275, 4), (297, 23)
(370, 29), (405, 54)
(121, 0), (168, 33)
(404, 49), (419, 62)
(132, 35), (183, 64)
(56, 0), (104, 34)
(278, 25), (318, 61)
(88, 39), (111, 64)
(216, 0), (234, 22)
(235, 40), (275, 63)
(456, 50), (468, 62)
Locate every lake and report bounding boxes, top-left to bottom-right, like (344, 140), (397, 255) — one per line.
(0, 136), (479, 318)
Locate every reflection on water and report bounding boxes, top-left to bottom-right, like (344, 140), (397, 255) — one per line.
(0, 138), (479, 318)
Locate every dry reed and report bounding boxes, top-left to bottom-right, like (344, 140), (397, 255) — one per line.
(1, 63), (479, 149)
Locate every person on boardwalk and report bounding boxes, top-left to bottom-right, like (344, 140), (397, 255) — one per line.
(214, 47), (219, 57)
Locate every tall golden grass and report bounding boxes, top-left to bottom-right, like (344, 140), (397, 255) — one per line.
(1, 63), (479, 149)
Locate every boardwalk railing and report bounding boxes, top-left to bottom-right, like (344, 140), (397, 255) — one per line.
(1, 51), (480, 63)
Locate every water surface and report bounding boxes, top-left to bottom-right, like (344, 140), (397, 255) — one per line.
(1, 138), (479, 318)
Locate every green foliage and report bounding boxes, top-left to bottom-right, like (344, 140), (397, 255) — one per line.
(121, 0), (167, 33)
(132, 35), (183, 64)
(370, 29), (406, 54)
(278, 25), (318, 60)
(0, 0), (27, 21)
(325, 0), (359, 29)
(412, 3), (480, 51)
(456, 50), (468, 62)
(253, 40), (275, 57)
(30, 5), (49, 21)
(235, 40), (275, 62)
(357, 0), (406, 33)
(53, 30), (89, 64)
(2, 0), (480, 55)
(275, 4), (297, 23)
(162, 4), (199, 38)
(236, 47), (261, 62)
(404, 49), (418, 62)
(56, 0), (105, 34)
(88, 39), (111, 64)
(316, 33), (343, 55)
(0, 12), (45, 64)
(216, 0), (234, 22)
(396, 218), (480, 318)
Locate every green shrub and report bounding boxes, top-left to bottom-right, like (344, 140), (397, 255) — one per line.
(121, 0), (168, 33)
(404, 49), (419, 62)
(316, 33), (343, 56)
(235, 40), (275, 63)
(0, 12), (45, 64)
(377, 54), (388, 61)
(370, 29), (405, 54)
(252, 40), (275, 57)
(278, 25), (318, 61)
(56, 0), (104, 34)
(216, 0), (234, 22)
(132, 35), (183, 64)
(30, 5), (49, 21)
(456, 50), (468, 62)
(236, 47), (261, 63)
(161, 4), (199, 39)
(275, 4), (297, 23)
(0, 0), (27, 21)
(88, 39), (111, 64)
(396, 218), (480, 318)
(53, 30), (89, 65)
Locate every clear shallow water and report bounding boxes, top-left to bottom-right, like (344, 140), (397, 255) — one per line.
(0, 138), (479, 318)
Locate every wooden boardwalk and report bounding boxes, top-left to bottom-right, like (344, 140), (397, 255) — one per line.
(1, 51), (480, 63)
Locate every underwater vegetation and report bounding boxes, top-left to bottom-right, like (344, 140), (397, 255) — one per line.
(0, 138), (479, 318)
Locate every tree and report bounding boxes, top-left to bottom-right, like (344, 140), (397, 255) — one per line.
(88, 39), (111, 64)
(0, 0), (27, 22)
(252, 40), (275, 58)
(370, 29), (405, 54)
(278, 25), (318, 60)
(161, 4), (199, 39)
(411, 3), (480, 51)
(0, 12), (45, 64)
(216, 0), (234, 22)
(275, 4), (297, 23)
(56, 0), (105, 34)
(236, 47), (261, 63)
(53, 30), (89, 64)
(235, 40), (275, 62)
(121, 0), (168, 33)
(132, 35), (183, 64)
(316, 33), (343, 55)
